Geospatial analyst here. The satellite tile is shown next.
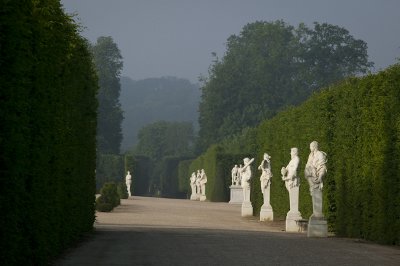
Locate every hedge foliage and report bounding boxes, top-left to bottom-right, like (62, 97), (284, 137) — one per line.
(0, 1), (98, 264)
(96, 153), (124, 191)
(184, 65), (400, 245)
(96, 182), (121, 212)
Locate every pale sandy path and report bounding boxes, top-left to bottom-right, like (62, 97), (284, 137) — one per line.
(94, 196), (284, 232)
(56, 196), (400, 266)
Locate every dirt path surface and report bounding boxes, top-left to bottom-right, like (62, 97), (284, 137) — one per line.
(56, 196), (400, 266)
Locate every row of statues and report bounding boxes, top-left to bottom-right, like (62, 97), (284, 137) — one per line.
(230, 141), (328, 236)
(189, 169), (208, 201)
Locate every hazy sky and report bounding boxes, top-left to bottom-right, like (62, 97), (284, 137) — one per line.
(61, 0), (400, 83)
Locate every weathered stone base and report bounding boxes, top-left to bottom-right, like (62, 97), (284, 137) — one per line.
(241, 201), (253, 217)
(229, 186), (243, 204)
(200, 195), (207, 201)
(307, 216), (327, 237)
(190, 194), (197, 200)
(285, 211), (302, 232)
(259, 205), (273, 221)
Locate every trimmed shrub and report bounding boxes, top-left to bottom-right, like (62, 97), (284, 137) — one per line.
(117, 182), (129, 199)
(96, 182), (120, 212)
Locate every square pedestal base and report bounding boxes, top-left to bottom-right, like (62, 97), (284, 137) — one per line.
(241, 201), (253, 217)
(307, 217), (327, 237)
(260, 205), (273, 221)
(285, 211), (303, 232)
(229, 186), (243, 204)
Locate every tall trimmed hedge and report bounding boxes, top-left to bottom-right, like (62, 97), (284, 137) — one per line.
(192, 64), (400, 245)
(96, 153), (124, 191)
(0, 1), (98, 264)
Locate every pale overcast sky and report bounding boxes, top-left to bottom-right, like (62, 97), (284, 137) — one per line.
(61, 0), (400, 83)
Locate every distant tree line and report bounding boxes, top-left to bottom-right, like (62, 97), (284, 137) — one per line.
(0, 0), (98, 264)
(197, 20), (373, 152)
(120, 76), (200, 151)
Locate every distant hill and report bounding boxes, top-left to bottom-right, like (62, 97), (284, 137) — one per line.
(120, 76), (200, 152)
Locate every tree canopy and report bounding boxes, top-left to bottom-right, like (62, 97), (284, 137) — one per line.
(91, 36), (124, 154)
(197, 20), (373, 152)
(134, 121), (194, 161)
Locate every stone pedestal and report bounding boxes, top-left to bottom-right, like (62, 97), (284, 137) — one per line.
(200, 195), (207, 201)
(285, 186), (302, 232)
(307, 216), (327, 237)
(286, 211), (302, 232)
(307, 189), (327, 237)
(241, 201), (253, 217)
(260, 185), (273, 221)
(229, 185), (243, 204)
(190, 193), (197, 200)
(260, 205), (273, 221)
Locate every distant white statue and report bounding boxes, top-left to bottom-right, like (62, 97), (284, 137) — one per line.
(231, 165), (239, 186)
(125, 171), (132, 197)
(258, 153), (272, 193)
(237, 164), (243, 186)
(305, 141), (327, 218)
(240, 157), (254, 202)
(195, 169), (202, 199)
(199, 169), (208, 201)
(189, 172), (197, 200)
(258, 153), (274, 221)
(281, 148), (302, 231)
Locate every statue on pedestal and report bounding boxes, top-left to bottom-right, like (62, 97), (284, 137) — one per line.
(195, 169), (201, 200)
(281, 147), (302, 231)
(199, 169), (208, 201)
(258, 153), (273, 221)
(125, 171), (132, 197)
(189, 172), (197, 200)
(305, 141), (327, 218)
(240, 157), (254, 216)
(305, 141), (328, 237)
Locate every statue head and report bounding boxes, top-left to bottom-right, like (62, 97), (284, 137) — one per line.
(243, 157), (250, 164)
(263, 153), (271, 160)
(310, 141), (319, 152)
(127, 171), (130, 175)
(290, 147), (298, 157)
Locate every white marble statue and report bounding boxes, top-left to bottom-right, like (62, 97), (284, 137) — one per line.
(189, 172), (197, 200)
(281, 148), (302, 231)
(258, 153), (272, 193)
(125, 171), (132, 197)
(199, 169), (208, 201)
(195, 169), (201, 200)
(240, 157), (254, 217)
(258, 153), (273, 221)
(237, 164), (243, 186)
(231, 165), (239, 186)
(304, 141), (328, 237)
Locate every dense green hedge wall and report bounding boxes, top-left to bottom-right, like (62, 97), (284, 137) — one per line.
(96, 153), (124, 191)
(0, 1), (98, 264)
(177, 159), (193, 196)
(159, 156), (191, 198)
(192, 64), (400, 244)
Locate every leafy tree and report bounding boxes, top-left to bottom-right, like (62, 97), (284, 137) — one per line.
(134, 121), (194, 161)
(197, 20), (373, 152)
(91, 36), (124, 154)
(297, 22), (373, 93)
(120, 76), (200, 151)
